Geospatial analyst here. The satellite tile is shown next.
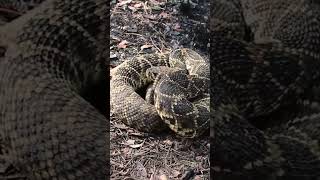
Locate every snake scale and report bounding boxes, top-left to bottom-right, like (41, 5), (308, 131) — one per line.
(211, 0), (320, 179)
(0, 0), (108, 179)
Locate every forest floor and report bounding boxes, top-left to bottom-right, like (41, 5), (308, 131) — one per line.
(110, 0), (210, 179)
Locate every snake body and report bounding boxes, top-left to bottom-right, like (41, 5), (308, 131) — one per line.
(111, 49), (210, 137)
(0, 0), (108, 179)
(211, 0), (320, 179)
(146, 49), (210, 137)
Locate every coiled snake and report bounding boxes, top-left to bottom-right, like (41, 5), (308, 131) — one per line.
(0, 0), (108, 179)
(111, 48), (210, 138)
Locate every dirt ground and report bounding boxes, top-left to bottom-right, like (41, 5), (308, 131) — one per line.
(110, 0), (210, 179)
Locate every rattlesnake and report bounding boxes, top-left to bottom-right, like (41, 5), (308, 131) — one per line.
(0, 0), (108, 179)
(211, 0), (320, 179)
(110, 48), (210, 137)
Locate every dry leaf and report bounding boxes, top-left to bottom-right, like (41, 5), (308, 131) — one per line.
(163, 139), (173, 146)
(121, 147), (131, 154)
(140, 44), (153, 50)
(149, 0), (165, 6)
(145, 14), (157, 20)
(110, 53), (117, 59)
(129, 143), (144, 148)
(126, 139), (135, 145)
(129, 132), (146, 137)
(117, 40), (128, 49)
(110, 150), (121, 156)
(134, 3), (142, 8)
(128, 6), (136, 11)
(114, 123), (128, 129)
(118, 0), (132, 6)
(172, 170), (181, 178)
(159, 174), (168, 180)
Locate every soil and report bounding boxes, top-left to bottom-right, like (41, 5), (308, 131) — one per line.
(110, 0), (210, 179)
